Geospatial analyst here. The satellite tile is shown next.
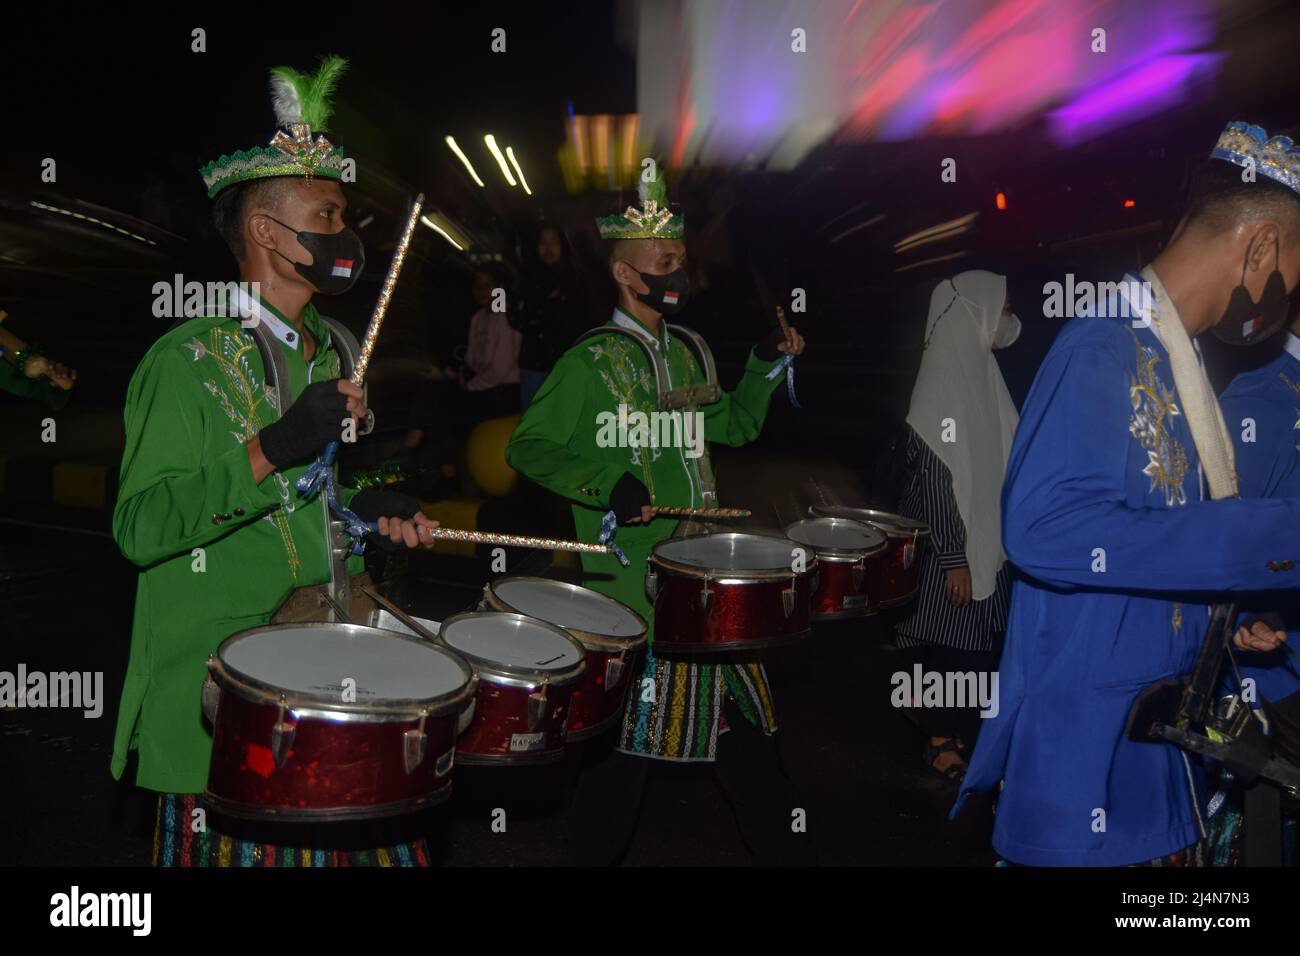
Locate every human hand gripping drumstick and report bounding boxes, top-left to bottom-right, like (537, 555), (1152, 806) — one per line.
(0, 311), (77, 390)
(774, 306), (805, 357)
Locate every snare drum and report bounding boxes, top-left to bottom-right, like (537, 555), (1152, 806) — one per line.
(810, 506), (930, 607)
(784, 517), (888, 619)
(437, 612), (587, 765)
(646, 532), (816, 653)
(203, 623), (477, 822)
(481, 577), (647, 741)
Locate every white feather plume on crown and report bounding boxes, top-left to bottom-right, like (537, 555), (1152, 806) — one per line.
(270, 73), (303, 128)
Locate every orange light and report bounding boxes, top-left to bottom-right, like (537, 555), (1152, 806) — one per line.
(1123, 199), (1136, 208)
(995, 192), (1007, 211)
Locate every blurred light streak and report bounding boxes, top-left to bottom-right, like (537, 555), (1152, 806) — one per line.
(895, 250), (969, 272)
(445, 136), (485, 187)
(420, 214), (466, 251)
(639, 0), (1220, 167)
(29, 200), (156, 245)
(894, 212), (978, 252)
(505, 147), (532, 195)
(1048, 53), (1225, 146)
(828, 212), (887, 245)
(483, 134), (517, 186)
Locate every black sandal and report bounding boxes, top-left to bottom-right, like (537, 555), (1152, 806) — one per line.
(922, 738), (968, 785)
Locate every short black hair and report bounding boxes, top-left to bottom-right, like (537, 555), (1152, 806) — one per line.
(1184, 158), (1300, 244)
(210, 177), (295, 261)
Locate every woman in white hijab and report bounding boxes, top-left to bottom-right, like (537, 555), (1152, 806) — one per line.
(895, 270), (1020, 784)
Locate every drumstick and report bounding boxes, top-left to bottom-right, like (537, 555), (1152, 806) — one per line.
(417, 526), (614, 555)
(351, 194), (424, 387)
(361, 586), (440, 643)
(650, 506), (751, 519)
(775, 306), (793, 347)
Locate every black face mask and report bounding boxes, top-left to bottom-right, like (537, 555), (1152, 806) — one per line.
(630, 265), (691, 316)
(1212, 236), (1291, 345)
(266, 216), (366, 296)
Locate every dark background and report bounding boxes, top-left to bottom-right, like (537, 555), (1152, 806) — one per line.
(4, 2), (1300, 867)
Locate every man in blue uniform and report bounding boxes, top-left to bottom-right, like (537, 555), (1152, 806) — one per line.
(953, 121), (1300, 866)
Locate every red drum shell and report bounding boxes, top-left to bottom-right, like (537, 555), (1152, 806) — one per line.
(437, 612), (587, 765)
(203, 623), (476, 823)
(784, 518), (888, 619)
(647, 533), (815, 653)
(481, 578), (647, 742)
(809, 507), (930, 608)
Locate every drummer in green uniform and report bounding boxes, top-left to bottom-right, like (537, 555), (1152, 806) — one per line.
(505, 168), (813, 864)
(111, 56), (439, 867)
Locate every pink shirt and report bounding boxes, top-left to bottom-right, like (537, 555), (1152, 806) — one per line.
(463, 307), (522, 390)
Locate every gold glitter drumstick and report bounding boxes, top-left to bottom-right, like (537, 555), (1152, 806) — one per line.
(419, 526), (613, 554)
(650, 506), (751, 519)
(351, 193), (425, 386)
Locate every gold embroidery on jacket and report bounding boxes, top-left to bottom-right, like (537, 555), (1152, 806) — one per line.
(187, 326), (302, 580)
(1128, 328), (1189, 507)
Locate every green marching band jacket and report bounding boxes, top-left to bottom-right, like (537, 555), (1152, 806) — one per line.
(506, 307), (788, 761)
(111, 297), (363, 794)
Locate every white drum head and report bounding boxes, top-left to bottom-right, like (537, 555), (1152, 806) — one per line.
(786, 517), (886, 552)
(493, 578), (642, 638)
(441, 613), (584, 672)
(221, 624), (467, 703)
(655, 533), (795, 571)
(812, 505), (928, 536)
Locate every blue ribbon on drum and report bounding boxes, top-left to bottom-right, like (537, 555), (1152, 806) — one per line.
(598, 509), (631, 568)
(297, 440), (376, 555)
(766, 353), (800, 408)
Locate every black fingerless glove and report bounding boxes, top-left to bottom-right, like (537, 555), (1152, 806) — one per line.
(610, 472), (651, 525)
(257, 380), (350, 470)
(755, 327), (789, 362)
(350, 488), (423, 552)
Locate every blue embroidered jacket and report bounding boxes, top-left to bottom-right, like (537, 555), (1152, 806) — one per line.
(953, 281), (1300, 866)
(1219, 332), (1300, 702)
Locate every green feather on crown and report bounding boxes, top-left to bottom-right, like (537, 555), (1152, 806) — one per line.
(596, 166), (684, 240)
(199, 55), (350, 199)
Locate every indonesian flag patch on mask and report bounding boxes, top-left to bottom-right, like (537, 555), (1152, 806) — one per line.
(662, 290), (679, 305)
(331, 258), (355, 278)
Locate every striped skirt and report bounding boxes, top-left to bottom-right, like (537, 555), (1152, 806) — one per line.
(616, 643), (778, 762)
(152, 793), (433, 867)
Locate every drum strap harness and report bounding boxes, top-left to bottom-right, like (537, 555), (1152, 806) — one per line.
(576, 321), (724, 566)
(246, 311), (373, 622)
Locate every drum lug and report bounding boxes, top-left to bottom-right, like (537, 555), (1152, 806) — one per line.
(904, 532), (917, 570)
(403, 713), (428, 775)
(528, 682), (549, 732)
(456, 698), (477, 735)
(700, 576), (712, 612)
(201, 674), (220, 725)
(478, 582), (491, 611)
(783, 581), (796, 618)
(605, 652), (625, 690)
(271, 703), (295, 769)
(645, 566), (659, 602)
(852, 560), (864, 591)
(435, 745), (455, 778)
